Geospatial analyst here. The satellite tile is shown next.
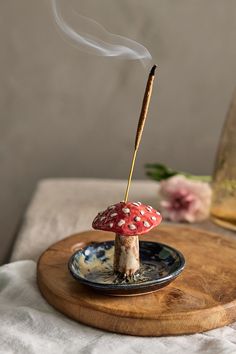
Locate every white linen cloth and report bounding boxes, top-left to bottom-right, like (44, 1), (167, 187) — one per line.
(0, 260), (236, 354)
(4, 179), (236, 353)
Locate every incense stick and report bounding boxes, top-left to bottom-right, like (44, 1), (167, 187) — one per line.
(124, 65), (157, 203)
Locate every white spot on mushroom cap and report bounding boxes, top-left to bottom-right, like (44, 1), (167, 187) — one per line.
(156, 211), (161, 215)
(108, 205), (116, 210)
(132, 202), (140, 206)
(109, 223), (114, 228)
(137, 202), (141, 205)
(140, 210), (145, 215)
(122, 207), (130, 214)
(151, 216), (157, 221)
(110, 213), (118, 217)
(84, 249), (90, 256)
(128, 224), (137, 230)
(143, 221), (150, 228)
(146, 207), (152, 212)
(118, 219), (125, 227)
(134, 216), (141, 222)
(100, 216), (106, 221)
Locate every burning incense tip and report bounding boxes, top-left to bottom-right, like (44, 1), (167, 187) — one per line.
(150, 64), (157, 76)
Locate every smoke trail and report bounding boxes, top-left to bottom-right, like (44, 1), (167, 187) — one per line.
(51, 0), (152, 67)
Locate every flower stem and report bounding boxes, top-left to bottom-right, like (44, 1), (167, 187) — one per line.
(181, 173), (212, 183)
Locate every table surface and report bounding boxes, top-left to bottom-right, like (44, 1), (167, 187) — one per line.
(11, 178), (235, 262)
(8, 178), (236, 353)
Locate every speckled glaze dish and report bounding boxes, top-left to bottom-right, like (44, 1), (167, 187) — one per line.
(68, 241), (185, 296)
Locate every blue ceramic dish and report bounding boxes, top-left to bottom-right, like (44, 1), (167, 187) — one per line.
(68, 241), (185, 296)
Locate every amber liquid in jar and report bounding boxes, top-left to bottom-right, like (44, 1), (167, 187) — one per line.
(211, 183), (236, 231)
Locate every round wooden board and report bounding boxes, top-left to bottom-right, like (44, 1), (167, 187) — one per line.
(37, 225), (236, 336)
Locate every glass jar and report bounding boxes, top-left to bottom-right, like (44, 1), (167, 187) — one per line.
(211, 91), (236, 231)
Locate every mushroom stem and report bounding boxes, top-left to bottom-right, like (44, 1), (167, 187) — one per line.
(113, 234), (140, 277)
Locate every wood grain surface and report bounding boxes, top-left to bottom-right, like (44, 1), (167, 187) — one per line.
(37, 225), (236, 336)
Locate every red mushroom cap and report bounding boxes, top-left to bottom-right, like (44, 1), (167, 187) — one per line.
(92, 201), (162, 236)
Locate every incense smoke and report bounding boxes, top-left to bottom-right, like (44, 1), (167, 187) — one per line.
(51, 0), (152, 67)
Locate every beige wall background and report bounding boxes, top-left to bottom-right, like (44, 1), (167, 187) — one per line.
(0, 0), (236, 263)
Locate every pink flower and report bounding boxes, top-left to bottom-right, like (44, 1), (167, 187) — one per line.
(158, 175), (212, 223)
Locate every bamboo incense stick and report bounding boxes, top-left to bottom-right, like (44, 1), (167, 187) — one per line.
(124, 65), (157, 202)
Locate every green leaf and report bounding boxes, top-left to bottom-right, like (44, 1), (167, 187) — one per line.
(145, 163), (212, 182)
(145, 163), (178, 181)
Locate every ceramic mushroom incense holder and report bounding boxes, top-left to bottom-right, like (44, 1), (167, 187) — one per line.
(69, 65), (185, 296)
(93, 202), (162, 278)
